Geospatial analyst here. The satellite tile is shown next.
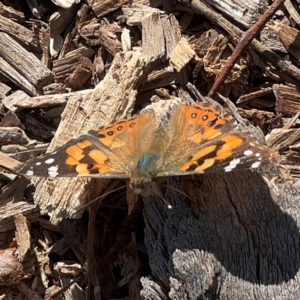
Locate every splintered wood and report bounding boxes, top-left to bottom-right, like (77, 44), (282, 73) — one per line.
(0, 1), (299, 300)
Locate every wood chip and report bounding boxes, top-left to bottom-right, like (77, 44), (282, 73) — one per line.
(273, 84), (300, 115)
(269, 22), (300, 62)
(0, 14), (39, 49)
(170, 37), (196, 72)
(267, 128), (300, 151)
(49, 4), (78, 38)
(90, 0), (130, 18)
(0, 33), (53, 92)
(14, 214), (31, 262)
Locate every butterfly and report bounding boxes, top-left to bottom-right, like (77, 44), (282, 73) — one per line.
(15, 103), (277, 195)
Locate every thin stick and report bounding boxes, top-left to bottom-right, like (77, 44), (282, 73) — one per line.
(208, 0), (286, 97)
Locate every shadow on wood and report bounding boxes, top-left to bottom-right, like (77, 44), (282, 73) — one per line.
(142, 171), (300, 298)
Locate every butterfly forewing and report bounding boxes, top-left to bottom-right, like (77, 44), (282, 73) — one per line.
(16, 134), (128, 178)
(16, 110), (160, 179)
(157, 103), (276, 176)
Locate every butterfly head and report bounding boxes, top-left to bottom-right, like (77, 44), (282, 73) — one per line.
(129, 177), (153, 196)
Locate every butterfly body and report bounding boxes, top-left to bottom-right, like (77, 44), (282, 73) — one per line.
(15, 103), (277, 195)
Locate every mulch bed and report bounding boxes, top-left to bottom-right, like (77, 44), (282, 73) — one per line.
(1, 0), (300, 299)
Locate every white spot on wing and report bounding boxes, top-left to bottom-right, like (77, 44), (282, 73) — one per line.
(255, 153), (261, 157)
(244, 150), (253, 156)
(224, 158), (241, 172)
(45, 158), (55, 164)
(251, 161), (261, 169)
(26, 170), (34, 176)
(35, 162), (42, 166)
(48, 165), (58, 177)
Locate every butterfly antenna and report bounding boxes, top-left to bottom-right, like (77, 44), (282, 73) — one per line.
(162, 183), (193, 201)
(148, 184), (173, 209)
(78, 185), (127, 211)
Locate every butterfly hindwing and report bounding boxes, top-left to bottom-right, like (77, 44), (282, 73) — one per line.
(176, 131), (277, 174)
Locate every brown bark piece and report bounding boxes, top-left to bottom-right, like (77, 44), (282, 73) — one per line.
(142, 11), (165, 64)
(14, 214), (31, 262)
(170, 37), (196, 72)
(205, 0), (269, 28)
(89, 0), (130, 18)
(138, 65), (179, 91)
(0, 201), (40, 233)
(236, 84), (273, 106)
(0, 127), (29, 145)
(80, 21), (122, 56)
(0, 15), (39, 49)
(3, 89), (92, 114)
(237, 107), (275, 123)
(142, 12), (181, 65)
(16, 281), (43, 300)
(260, 25), (287, 54)
(0, 3), (25, 22)
(0, 32), (53, 91)
(284, 0), (300, 25)
(0, 82), (11, 97)
(53, 53), (93, 89)
(49, 4), (78, 38)
(268, 128), (300, 152)
(0, 111), (21, 128)
(0, 57), (38, 96)
(122, 4), (160, 26)
(269, 22), (300, 62)
(0, 151), (22, 171)
(160, 14), (181, 58)
(273, 84), (300, 115)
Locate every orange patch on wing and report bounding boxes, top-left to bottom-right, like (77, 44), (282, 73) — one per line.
(215, 135), (243, 160)
(202, 127), (223, 140)
(194, 159), (215, 172)
(94, 164), (116, 174)
(66, 157), (80, 166)
(180, 146), (217, 172)
(88, 149), (108, 164)
(76, 164), (115, 176)
(191, 145), (217, 160)
(189, 132), (204, 143)
(66, 145), (84, 161)
(76, 164), (89, 174)
(109, 139), (126, 149)
(77, 140), (92, 149)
